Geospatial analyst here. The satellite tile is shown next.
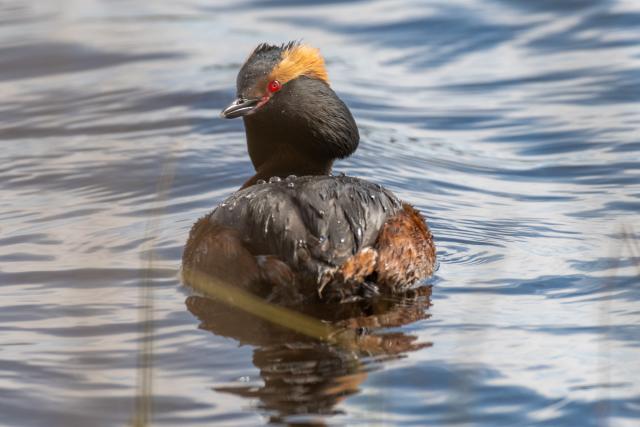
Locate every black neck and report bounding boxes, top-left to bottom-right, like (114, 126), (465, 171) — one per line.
(239, 77), (359, 189)
(241, 144), (334, 189)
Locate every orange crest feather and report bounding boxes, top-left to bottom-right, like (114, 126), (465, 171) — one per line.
(269, 45), (329, 85)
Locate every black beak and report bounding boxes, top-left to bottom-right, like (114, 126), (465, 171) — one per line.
(220, 97), (260, 119)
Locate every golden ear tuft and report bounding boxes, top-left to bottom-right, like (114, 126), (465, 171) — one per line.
(269, 44), (329, 85)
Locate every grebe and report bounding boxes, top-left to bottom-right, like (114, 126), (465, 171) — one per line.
(182, 42), (436, 303)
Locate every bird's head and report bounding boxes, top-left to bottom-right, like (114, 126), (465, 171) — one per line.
(221, 42), (359, 164)
(221, 42), (328, 119)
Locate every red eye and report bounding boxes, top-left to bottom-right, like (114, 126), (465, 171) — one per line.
(267, 80), (281, 93)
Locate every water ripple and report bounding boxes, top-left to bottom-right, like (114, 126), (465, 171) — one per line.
(1, 0), (639, 425)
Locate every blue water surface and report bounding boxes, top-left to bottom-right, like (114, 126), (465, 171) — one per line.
(1, 0), (639, 426)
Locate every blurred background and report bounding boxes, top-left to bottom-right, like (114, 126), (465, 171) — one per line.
(1, 0), (639, 426)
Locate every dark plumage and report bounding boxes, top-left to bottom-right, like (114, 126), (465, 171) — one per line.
(182, 42), (436, 303)
(246, 76), (359, 165)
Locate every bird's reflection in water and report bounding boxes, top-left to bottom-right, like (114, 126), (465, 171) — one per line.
(185, 286), (432, 424)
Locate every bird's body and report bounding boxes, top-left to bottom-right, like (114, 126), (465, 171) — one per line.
(182, 42), (436, 303)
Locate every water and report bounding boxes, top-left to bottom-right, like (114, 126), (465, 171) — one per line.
(1, 0), (639, 425)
